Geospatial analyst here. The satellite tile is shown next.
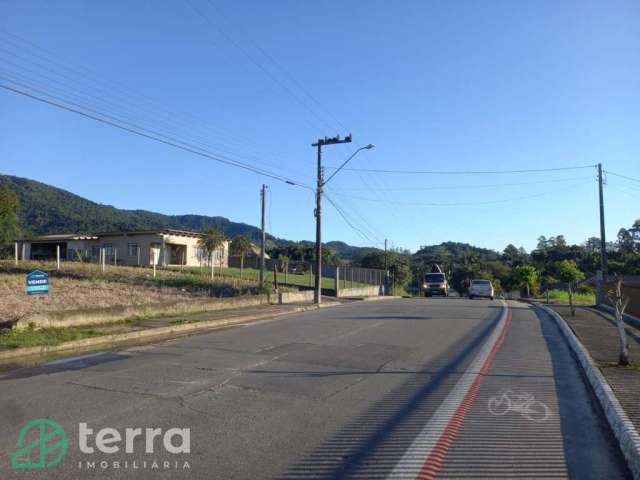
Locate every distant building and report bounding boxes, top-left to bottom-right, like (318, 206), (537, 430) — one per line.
(16, 229), (229, 268)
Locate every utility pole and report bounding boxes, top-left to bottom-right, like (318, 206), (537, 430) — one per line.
(598, 163), (607, 279)
(312, 134), (353, 304)
(384, 239), (388, 296)
(259, 184), (266, 288)
(384, 238), (388, 271)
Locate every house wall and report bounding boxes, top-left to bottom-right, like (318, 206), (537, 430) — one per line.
(170, 234), (229, 267)
(97, 234), (163, 266)
(98, 234), (229, 267)
(18, 232), (230, 268)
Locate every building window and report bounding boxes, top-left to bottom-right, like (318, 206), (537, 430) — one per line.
(128, 243), (139, 257)
(103, 243), (114, 256)
(194, 246), (205, 259)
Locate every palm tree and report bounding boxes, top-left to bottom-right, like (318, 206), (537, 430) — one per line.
(230, 235), (253, 279)
(198, 228), (226, 275)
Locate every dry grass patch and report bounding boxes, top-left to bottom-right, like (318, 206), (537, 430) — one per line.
(0, 260), (263, 325)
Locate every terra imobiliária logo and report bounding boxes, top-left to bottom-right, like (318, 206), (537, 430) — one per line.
(11, 418), (68, 469)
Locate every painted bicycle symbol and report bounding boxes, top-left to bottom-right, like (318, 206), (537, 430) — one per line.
(487, 389), (551, 422)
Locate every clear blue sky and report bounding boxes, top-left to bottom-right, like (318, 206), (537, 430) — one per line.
(1, 0), (638, 252)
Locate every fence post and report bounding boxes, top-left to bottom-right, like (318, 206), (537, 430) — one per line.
(15, 242), (18, 266)
(114, 248), (117, 266)
(56, 245), (60, 270)
(210, 252), (214, 281)
(102, 248), (106, 273)
(152, 250), (156, 278)
(335, 266), (340, 298)
(137, 248), (141, 267)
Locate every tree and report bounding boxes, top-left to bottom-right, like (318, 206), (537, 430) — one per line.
(230, 235), (253, 279)
(0, 186), (21, 244)
(608, 276), (631, 366)
(198, 228), (226, 275)
(502, 244), (520, 264)
(556, 260), (585, 316)
(513, 265), (538, 298)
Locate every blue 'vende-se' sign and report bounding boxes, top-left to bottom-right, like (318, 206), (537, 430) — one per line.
(26, 270), (49, 295)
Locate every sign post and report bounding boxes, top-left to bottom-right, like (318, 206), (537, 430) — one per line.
(26, 270), (49, 296)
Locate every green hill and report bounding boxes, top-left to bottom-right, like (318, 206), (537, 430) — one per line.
(0, 174), (271, 242)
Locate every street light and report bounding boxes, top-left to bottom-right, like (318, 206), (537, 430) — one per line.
(323, 144), (375, 186)
(311, 139), (375, 305)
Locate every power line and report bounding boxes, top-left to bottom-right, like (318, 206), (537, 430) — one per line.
(186, 0), (337, 132)
(0, 29), (307, 176)
(324, 165), (598, 175)
(202, 0), (349, 132)
(604, 170), (640, 184)
(328, 176), (596, 192)
(0, 66), (313, 183)
(323, 194), (382, 246)
(606, 183), (640, 200)
(328, 181), (592, 206)
(0, 80), (313, 189)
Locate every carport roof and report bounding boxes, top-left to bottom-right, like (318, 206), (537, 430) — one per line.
(19, 234), (99, 242)
(20, 229), (206, 242)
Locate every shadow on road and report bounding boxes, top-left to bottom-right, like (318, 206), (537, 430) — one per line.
(274, 306), (504, 480)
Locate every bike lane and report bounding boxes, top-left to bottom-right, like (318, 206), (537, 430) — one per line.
(429, 301), (631, 479)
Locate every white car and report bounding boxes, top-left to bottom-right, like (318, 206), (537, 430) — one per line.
(469, 279), (494, 300)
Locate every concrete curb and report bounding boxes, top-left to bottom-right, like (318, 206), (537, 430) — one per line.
(537, 303), (640, 479)
(348, 295), (402, 302)
(0, 303), (335, 362)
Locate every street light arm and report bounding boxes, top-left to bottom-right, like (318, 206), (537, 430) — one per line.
(323, 144), (374, 186)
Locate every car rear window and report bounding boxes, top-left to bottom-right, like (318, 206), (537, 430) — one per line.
(472, 280), (491, 285)
(425, 274), (445, 282)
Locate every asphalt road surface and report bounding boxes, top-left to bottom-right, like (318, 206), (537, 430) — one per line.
(0, 298), (632, 479)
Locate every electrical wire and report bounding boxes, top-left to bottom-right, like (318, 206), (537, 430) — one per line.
(325, 165), (598, 175)
(0, 65), (311, 181)
(186, 0), (337, 132)
(604, 170), (640, 184)
(325, 191), (385, 245)
(0, 80), (313, 189)
(0, 29), (308, 177)
(202, 0), (349, 132)
(328, 176), (596, 192)
(323, 194), (382, 246)
(327, 180), (593, 206)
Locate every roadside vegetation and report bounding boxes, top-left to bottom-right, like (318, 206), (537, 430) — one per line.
(0, 325), (105, 349)
(545, 289), (595, 304)
(408, 221), (640, 300)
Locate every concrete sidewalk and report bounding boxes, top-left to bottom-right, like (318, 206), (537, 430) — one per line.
(550, 305), (640, 434)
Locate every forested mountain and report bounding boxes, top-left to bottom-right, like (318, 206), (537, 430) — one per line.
(0, 174), (274, 242)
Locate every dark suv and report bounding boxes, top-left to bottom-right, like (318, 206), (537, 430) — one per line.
(422, 272), (449, 297)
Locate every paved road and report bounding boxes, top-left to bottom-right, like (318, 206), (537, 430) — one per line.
(0, 298), (631, 479)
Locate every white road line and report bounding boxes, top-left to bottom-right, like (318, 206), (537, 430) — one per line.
(386, 301), (510, 479)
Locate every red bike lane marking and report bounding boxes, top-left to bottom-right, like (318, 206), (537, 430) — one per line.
(386, 302), (512, 480)
(417, 305), (512, 479)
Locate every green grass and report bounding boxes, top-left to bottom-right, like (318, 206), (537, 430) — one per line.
(0, 326), (106, 349)
(389, 285), (410, 297)
(545, 289), (595, 304)
(174, 266), (343, 290)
